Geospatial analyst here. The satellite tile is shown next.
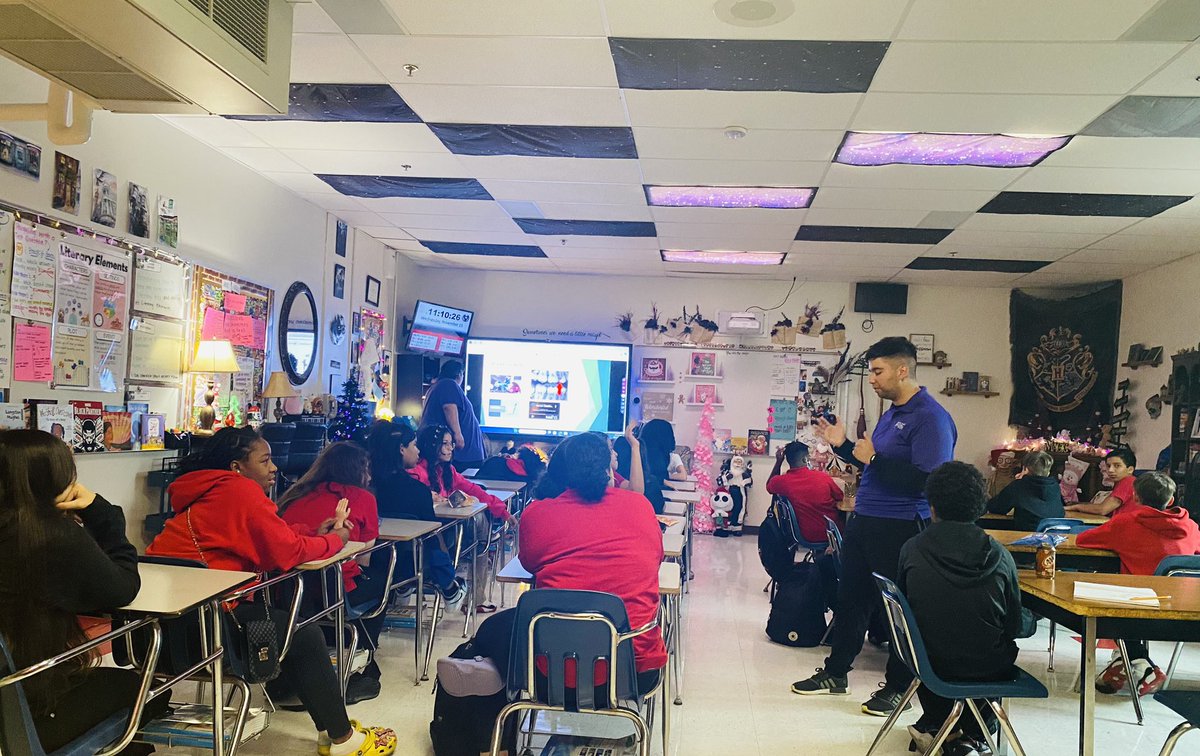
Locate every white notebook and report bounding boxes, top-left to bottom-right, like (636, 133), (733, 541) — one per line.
(1073, 581), (1160, 607)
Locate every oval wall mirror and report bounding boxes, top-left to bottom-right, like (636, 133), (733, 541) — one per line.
(280, 281), (318, 385)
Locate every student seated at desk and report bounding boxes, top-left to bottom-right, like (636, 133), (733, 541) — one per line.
(899, 462), (1028, 756)
(410, 425), (511, 522)
(0, 430), (168, 755)
(278, 442), (384, 704)
(765, 441), (843, 544)
(147, 427), (396, 756)
(367, 420), (467, 608)
(635, 419), (677, 514)
(1075, 472), (1200, 696)
(1065, 448), (1137, 517)
(611, 421), (644, 494)
(984, 450), (1064, 531)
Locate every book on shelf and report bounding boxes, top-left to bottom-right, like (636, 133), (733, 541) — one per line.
(32, 403), (74, 444)
(141, 413), (166, 450)
(0, 403), (24, 430)
(70, 400), (105, 453)
(102, 410), (133, 451)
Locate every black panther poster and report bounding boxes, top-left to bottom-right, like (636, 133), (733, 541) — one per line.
(1009, 283), (1122, 434)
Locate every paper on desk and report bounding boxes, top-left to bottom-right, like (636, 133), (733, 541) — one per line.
(1073, 581), (1160, 607)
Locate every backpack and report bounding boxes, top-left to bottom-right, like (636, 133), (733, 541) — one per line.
(430, 639), (516, 756)
(766, 561), (830, 647)
(758, 495), (804, 582)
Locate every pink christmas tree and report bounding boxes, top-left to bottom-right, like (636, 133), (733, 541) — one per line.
(692, 394), (717, 533)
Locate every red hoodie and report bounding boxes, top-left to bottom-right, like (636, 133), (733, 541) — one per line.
(147, 470), (342, 575)
(280, 482), (379, 592)
(1076, 504), (1200, 575)
(408, 458), (508, 519)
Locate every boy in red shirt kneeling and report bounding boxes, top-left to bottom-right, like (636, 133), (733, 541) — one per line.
(765, 441), (844, 544)
(1076, 471), (1200, 695)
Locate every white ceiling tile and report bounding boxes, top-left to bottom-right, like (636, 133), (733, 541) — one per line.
(922, 245), (1077, 261)
(655, 222), (800, 242)
(261, 171), (344, 194)
(381, 0), (606, 36)
(602, 0), (910, 40)
(377, 213), (523, 233)
(537, 203), (654, 221)
(333, 211), (389, 227)
(954, 213), (1140, 234)
(1041, 136), (1200, 170)
(354, 197), (513, 217)
(633, 128), (844, 162)
(649, 207), (808, 225)
(871, 42), (1184, 95)
(1062, 245), (1197, 265)
(1121, 216), (1200, 236)
(890, 270), (1025, 287)
(359, 226), (416, 241)
(281, 149), (469, 176)
(659, 236), (793, 253)
(395, 84), (628, 126)
(623, 90), (861, 131)
(297, 192), (367, 212)
(409, 230), (538, 246)
(822, 163), (1025, 191)
(639, 159), (827, 186)
(940, 228), (1109, 249)
(236, 121), (448, 152)
(221, 147), (307, 173)
(1135, 41), (1200, 96)
(543, 247), (661, 261)
(811, 187), (996, 211)
(851, 93), (1119, 133)
(455, 156), (643, 184)
(479, 179), (646, 205)
(160, 116), (267, 148)
(292, 2), (343, 33)
(802, 208), (934, 227)
(353, 35), (616, 87)
(1030, 259), (1156, 277)
(1085, 233), (1200, 254)
(897, 1), (1163, 41)
(290, 34), (387, 83)
(1159, 197), (1200, 218)
(788, 242), (929, 260)
(544, 236), (659, 251)
(1006, 166), (1200, 195)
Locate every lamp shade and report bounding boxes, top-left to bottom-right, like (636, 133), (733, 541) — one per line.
(263, 371), (300, 399)
(192, 339), (241, 374)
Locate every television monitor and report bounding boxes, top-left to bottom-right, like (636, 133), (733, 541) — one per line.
(406, 300), (474, 357)
(854, 282), (909, 315)
(465, 338), (631, 438)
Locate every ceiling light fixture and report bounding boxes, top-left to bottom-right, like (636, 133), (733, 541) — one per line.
(724, 125), (749, 140)
(646, 185), (814, 209)
(713, 0), (795, 27)
(661, 249), (785, 265)
(835, 131), (1071, 168)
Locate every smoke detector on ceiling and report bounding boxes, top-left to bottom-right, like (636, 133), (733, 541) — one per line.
(724, 125), (749, 140)
(713, 0), (795, 27)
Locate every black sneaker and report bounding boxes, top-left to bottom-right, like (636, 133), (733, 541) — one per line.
(345, 673), (381, 705)
(862, 683), (913, 717)
(791, 668), (849, 695)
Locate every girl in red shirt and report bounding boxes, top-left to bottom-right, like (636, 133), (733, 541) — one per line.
(278, 442), (384, 704)
(409, 425), (511, 522)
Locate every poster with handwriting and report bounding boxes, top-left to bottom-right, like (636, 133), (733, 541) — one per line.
(132, 252), (187, 320)
(770, 353), (802, 395)
(641, 390), (675, 422)
(0, 312), (10, 387)
(13, 321), (51, 382)
(129, 317), (183, 384)
(52, 324), (89, 387)
(0, 210), (13, 313)
(55, 244), (93, 326)
(11, 222), (55, 322)
(92, 262), (129, 331)
(769, 398), (798, 442)
(92, 331), (125, 393)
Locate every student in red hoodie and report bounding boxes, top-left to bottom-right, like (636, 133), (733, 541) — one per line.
(278, 442), (384, 704)
(1076, 471), (1200, 696)
(765, 441), (844, 544)
(147, 427), (396, 756)
(408, 425), (511, 522)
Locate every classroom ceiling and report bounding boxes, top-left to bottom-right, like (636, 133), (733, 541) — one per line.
(157, 1), (1200, 283)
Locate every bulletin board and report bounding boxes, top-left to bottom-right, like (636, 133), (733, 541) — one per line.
(127, 249), (190, 386)
(186, 265), (272, 427)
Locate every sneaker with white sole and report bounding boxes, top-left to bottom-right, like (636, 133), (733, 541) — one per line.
(1131, 659), (1166, 697)
(440, 578), (468, 610)
(907, 724), (962, 755)
(1095, 655), (1127, 694)
(790, 668), (849, 695)
(862, 683), (913, 717)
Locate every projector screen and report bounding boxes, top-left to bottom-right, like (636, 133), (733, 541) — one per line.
(465, 338), (631, 438)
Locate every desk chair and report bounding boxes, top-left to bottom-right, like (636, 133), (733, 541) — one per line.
(1155, 556), (1200, 690)
(1035, 518), (1097, 671)
(489, 589), (668, 756)
(866, 574), (1047, 756)
(1, 620), (162, 756)
(1152, 690), (1200, 756)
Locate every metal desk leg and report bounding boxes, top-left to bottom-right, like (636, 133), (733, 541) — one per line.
(334, 562), (347, 697)
(1080, 617), (1096, 756)
(414, 539), (425, 685)
(423, 521), (466, 680)
(672, 593), (684, 705)
(210, 601), (226, 756)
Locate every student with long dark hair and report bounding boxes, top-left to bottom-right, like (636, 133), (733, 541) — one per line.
(409, 425), (511, 521)
(0, 429), (165, 754)
(278, 442), (384, 703)
(147, 427), (396, 756)
(636, 418), (676, 514)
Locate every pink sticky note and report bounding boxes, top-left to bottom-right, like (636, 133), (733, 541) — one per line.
(200, 307), (225, 340)
(224, 292), (247, 313)
(251, 318), (267, 350)
(14, 323), (52, 382)
(225, 314), (254, 347)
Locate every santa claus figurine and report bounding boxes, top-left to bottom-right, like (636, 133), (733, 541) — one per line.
(717, 454), (753, 536)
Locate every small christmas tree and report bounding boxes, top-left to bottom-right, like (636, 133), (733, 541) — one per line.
(692, 394), (717, 534)
(330, 367), (372, 442)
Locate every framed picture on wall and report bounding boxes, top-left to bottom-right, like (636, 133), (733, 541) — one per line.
(910, 334), (935, 364)
(335, 219), (348, 257)
(333, 264), (346, 300)
(365, 276), (381, 307)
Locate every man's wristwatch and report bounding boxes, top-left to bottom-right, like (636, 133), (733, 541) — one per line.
(868, 453), (877, 465)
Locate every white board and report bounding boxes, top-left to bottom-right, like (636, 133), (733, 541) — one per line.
(132, 252), (188, 320)
(128, 316), (183, 384)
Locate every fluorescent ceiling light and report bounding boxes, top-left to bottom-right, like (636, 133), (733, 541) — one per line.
(646, 185), (815, 209)
(661, 249), (785, 265)
(835, 132), (1071, 168)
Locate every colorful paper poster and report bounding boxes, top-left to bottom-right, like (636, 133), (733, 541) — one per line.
(92, 331), (125, 393)
(200, 306), (224, 340)
(52, 324), (89, 387)
(11, 222), (56, 322)
(55, 245), (93, 326)
(157, 195), (178, 248)
(0, 209), (13, 313)
(128, 317), (182, 384)
(132, 253), (186, 319)
(0, 313), (10, 388)
(770, 353), (803, 395)
(769, 398), (799, 441)
(0, 402), (23, 430)
(128, 182), (150, 237)
(225, 313), (254, 347)
(223, 292), (246, 312)
(641, 390), (675, 422)
(251, 317), (267, 350)
(52, 152), (80, 214)
(92, 265), (128, 332)
(689, 351), (717, 377)
(746, 429), (771, 456)
(12, 322), (51, 382)
(91, 169), (117, 227)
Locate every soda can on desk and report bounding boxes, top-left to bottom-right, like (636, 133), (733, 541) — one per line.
(1035, 541), (1056, 578)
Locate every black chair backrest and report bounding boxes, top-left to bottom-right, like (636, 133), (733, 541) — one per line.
(284, 423), (327, 476)
(260, 423), (296, 470)
(0, 633), (45, 756)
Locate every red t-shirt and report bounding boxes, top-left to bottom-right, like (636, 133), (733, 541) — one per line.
(765, 467), (843, 543)
(519, 487), (667, 673)
(280, 483), (379, 592)
(1106, 475), (1137, 517)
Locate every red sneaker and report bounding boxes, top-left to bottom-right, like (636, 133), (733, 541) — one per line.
(1133, 661), (1166, 696)
(1095, 657), (1127, 694)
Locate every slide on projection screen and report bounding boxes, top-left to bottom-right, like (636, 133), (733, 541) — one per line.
(465, 338), (630, 438)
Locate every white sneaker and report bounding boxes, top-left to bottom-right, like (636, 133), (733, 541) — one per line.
(441, 579), (468, 611)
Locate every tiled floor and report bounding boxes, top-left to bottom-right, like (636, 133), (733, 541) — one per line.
(226, 535), (1197, 755)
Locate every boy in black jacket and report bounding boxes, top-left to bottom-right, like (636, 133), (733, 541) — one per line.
(899, 462), (1025, 756)
(984, 450), (1064, 531)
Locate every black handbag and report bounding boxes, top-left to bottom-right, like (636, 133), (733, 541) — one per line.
(187, 509), (282, 683)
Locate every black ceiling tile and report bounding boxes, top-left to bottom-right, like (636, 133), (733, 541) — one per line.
(227, 84), (420, 123)
(794, 226), (953, 244)
(980, 191), (1191, 217)
(421, 241), (547, 258)
(906, 257), (1049, 273)
(429, 124), (637, 159)
(513, 218), (656, 237)
(317, 175), (493, 200)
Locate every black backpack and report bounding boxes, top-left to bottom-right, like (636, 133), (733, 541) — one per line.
(766, 561), (831, 647)
(430, 639), (516, 756)
(758, 495), (804, 582)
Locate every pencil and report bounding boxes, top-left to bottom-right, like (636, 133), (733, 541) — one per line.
(1128, 595), (1171, 602)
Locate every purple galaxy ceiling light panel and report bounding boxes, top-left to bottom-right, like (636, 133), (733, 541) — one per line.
(645, 185), (815, 209)
(835, 132), (1071, 168)
(661, 250), (785, 265)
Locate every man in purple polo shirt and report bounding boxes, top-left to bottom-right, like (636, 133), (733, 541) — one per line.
(791, 337), (957, 718)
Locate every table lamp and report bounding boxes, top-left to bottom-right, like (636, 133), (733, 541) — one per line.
(263, 371), (300, 423)
(192, 339), (240, 432)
